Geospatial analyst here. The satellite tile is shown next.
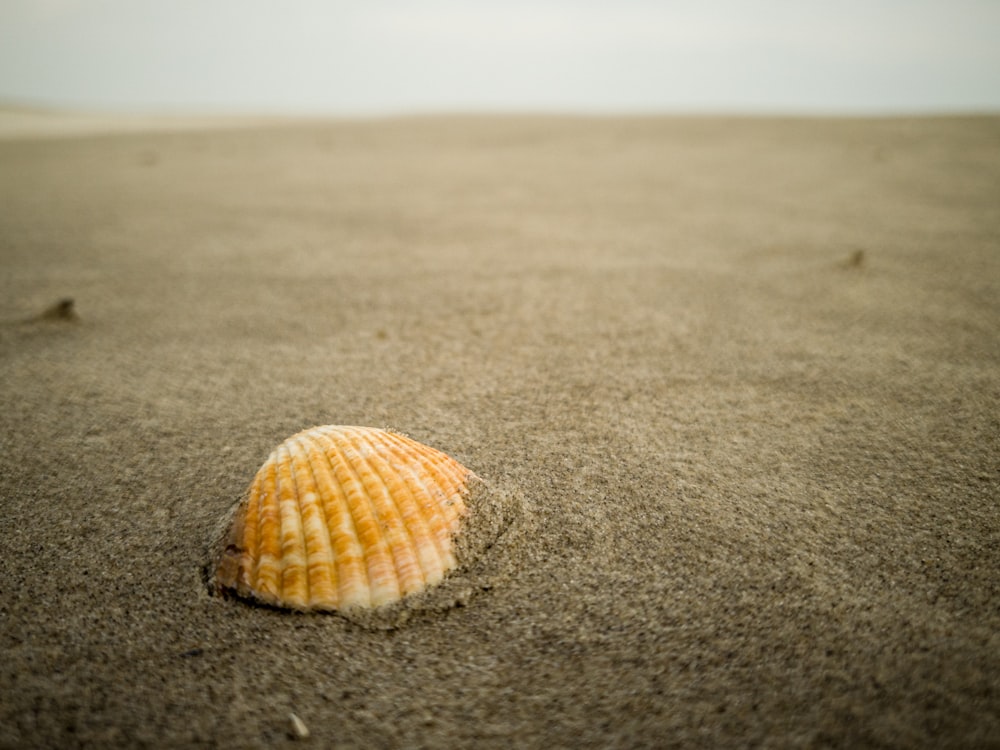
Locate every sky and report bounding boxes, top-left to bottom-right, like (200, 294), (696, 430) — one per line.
(1, 0), (998, 115)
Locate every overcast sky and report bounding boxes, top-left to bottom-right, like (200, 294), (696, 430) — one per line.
(1, 0), (998, 115)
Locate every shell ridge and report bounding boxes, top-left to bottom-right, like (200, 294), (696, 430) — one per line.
(337, 427), (423, 598)
(290, 436), (339, 608)
(378, 430), (462, 566)
(346, 427), (438, 591)
(425, 446), (476, 504)
(295, 435), (341, 606)
(402, 438), (473, 545)
(356, 430), (450, 582)
(277, 442), (310, 608)
(315, 426), (400, 606)
(374, 430), (458, 562)
(385, 430), (470, 514)
(254, 453), (283, 602)
(380, 431), (461, 545)
(285, 441), (311, 606)
(235, 467), (263, 593)
(388, 433), (471, 521)
(244, 471), (263, 584)
(300, 429), (371, 609)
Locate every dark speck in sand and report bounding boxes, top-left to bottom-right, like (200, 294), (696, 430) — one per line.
(33, 298), (79, 322)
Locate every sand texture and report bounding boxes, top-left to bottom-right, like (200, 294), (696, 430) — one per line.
(1, 114), (998, 748)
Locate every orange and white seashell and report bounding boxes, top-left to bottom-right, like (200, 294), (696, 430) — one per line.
(212, 425), (478, 612)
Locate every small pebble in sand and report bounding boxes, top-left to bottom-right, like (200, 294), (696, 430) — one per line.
(289, 713), (309, 740)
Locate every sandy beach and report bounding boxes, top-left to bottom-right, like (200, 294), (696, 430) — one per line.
(1, 111), (998, 748)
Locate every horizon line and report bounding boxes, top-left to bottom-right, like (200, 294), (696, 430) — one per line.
(3, 97), (999, 121)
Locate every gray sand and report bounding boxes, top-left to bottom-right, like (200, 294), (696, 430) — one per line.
(1, 114), (998, 748)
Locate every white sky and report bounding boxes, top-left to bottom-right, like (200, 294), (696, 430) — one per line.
(1, 0), (998, 114)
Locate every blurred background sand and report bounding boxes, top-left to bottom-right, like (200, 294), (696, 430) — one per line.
(1, 112), (998, 747)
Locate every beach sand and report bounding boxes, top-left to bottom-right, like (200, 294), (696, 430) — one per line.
(1, 112), (998, 748)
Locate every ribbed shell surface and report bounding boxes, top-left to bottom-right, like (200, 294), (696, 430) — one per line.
(214, 426), (475, 611)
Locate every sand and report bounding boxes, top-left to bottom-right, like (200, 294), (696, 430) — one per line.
(1, 112), (998, 748)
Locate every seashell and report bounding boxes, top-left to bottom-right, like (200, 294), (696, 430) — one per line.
(212, 425), (478, 612)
